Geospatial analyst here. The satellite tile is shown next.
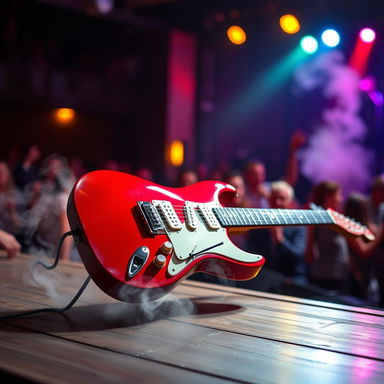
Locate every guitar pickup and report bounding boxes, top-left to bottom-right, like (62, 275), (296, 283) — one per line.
(137, 201), (165, 235)
(152, 200), (183, 231)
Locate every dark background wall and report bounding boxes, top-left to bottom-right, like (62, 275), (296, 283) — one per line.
(0, 0), (383, 191)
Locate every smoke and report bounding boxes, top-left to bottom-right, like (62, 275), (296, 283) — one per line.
(294, 50), (373, 195)
(20, 255), (84, 307)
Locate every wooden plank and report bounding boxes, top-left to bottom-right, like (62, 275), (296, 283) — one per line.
(2, 252), (384, 383)
(4, 311), (384, 384)
(0, 323), (228, 384)
(181, 280), (384, 317)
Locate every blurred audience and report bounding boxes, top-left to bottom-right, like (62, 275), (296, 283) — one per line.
(243, 131), (305, 209)
(223, 171), (250, 250)
(13, 144), (42, 190)
(135, 167), (153, 181)
(0, 228), (21, 258)
(306, 181), (350, 292)
(344, 193), (383, 302)
(223, 171), (249, 208)
(175, 169), (199, 187)
(22, 154), (75, 260)
(0, 160), (24, 237)
(369, 175), (384, 306)
(268, 181), (307, 283)
(1, 141), (384, 308)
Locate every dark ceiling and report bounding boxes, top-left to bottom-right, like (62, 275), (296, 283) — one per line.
(34, 0), (384, 32)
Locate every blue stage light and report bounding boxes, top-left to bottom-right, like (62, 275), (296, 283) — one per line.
(321, 29), (340, 47)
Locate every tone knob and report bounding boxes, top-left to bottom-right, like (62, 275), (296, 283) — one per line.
(153, 254), (167, 268)
(160, 241), (173, 254)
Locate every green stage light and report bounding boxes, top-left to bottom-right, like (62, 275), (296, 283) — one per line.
(300, 35), (318, 54)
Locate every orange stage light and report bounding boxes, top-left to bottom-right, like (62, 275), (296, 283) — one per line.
(55, 108), (75, 124)
(279, 14), (300, 34)
(169, 140), (184, 167)
(227, 26), (247, 45)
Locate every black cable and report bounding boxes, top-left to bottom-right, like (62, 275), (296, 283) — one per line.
(33, 230), (76, 270)
(0, 230), (92, 320)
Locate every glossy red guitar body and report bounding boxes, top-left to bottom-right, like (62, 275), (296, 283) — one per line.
(67, 171), (265, 303)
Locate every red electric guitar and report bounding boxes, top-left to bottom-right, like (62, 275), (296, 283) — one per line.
(67, 171), (374, 303)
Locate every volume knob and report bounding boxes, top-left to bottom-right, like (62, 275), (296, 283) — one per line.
(160, 241), (173, 254)
(153, 254), (167, 268)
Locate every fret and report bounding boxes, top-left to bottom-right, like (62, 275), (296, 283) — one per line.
(231, 208), (239, 226)
(286, 209), (295, 225)
(279, 209), (288, 225)
(259, 210), (268, 226)
(237, 209), (245, 226)
(308, 210), (318, 224)
(253, 209), (262, 226)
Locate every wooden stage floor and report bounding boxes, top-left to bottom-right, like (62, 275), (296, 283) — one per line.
(1, 253), (384, 383)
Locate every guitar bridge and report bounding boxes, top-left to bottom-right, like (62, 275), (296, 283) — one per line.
(137, 201), (165, 235)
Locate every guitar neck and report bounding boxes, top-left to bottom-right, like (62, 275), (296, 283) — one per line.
(213, 207), (334, 229)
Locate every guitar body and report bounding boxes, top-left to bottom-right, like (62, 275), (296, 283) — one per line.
(67, 171), (265, 303)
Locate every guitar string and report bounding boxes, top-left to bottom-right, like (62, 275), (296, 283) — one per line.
(154, 209), (334, 226)
(156, 207), (332, 220)
(154, 208), (363, 232)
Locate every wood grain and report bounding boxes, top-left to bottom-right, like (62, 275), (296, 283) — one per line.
(1, 253), (384, 383)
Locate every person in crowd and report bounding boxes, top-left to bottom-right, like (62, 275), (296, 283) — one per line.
(175, 169), (199, 187)
(69, 156), (88, 179)
(244, 159), (270, 208)
(223, 171), (249, 208)
(369, 175), (384, 306)
(305, 181), (350, 292)
(23, 154), (75, 260)
(222, 171), (250, 250)
(268, 181), (308, 283)
(12, 144), (42, 190)
(344, 193), (384, 301)
(101, 159), (120, 171)
(135, 167), (153, 181)
(370, 175), (384, 224)
(0, 160), (24, 238)
(243, 130), (305, 209)
(0, 228), (21, 258)
(244, 131), (305, 261)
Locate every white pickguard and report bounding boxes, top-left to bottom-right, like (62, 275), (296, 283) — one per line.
(163, 201), (263, 277)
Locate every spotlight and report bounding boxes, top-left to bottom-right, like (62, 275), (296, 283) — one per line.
(279, 14), (300, 34)
(300, 35), (318, 54)
(227, 26), (246, 45)
(95, 0), (114, 14)
(359, 28), (376, 43)
(54, 108), (75, 124)
(321, 29), (340, 47)
(168, 140), (184, 167)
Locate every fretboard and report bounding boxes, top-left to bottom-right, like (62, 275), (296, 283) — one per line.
(212, 207), (334, 228)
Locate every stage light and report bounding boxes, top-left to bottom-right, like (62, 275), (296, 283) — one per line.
(169, 140), (184, 167)
(279, 14), (300, 34)
(227, 26), (246, 45)
(95, 0), (114, 14)
(359, 28), (376, 43)
(55, 108), (75, 124)
(360, 76), (376, 92)
(321, 29), (340, 47)
(300, 36), (318, 54)
(349, 29), (376, 75)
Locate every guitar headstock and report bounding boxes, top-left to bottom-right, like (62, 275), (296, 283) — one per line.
(327, 208), (375, 242)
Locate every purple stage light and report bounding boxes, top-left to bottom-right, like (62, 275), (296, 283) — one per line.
(359, 76), (376, 92)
